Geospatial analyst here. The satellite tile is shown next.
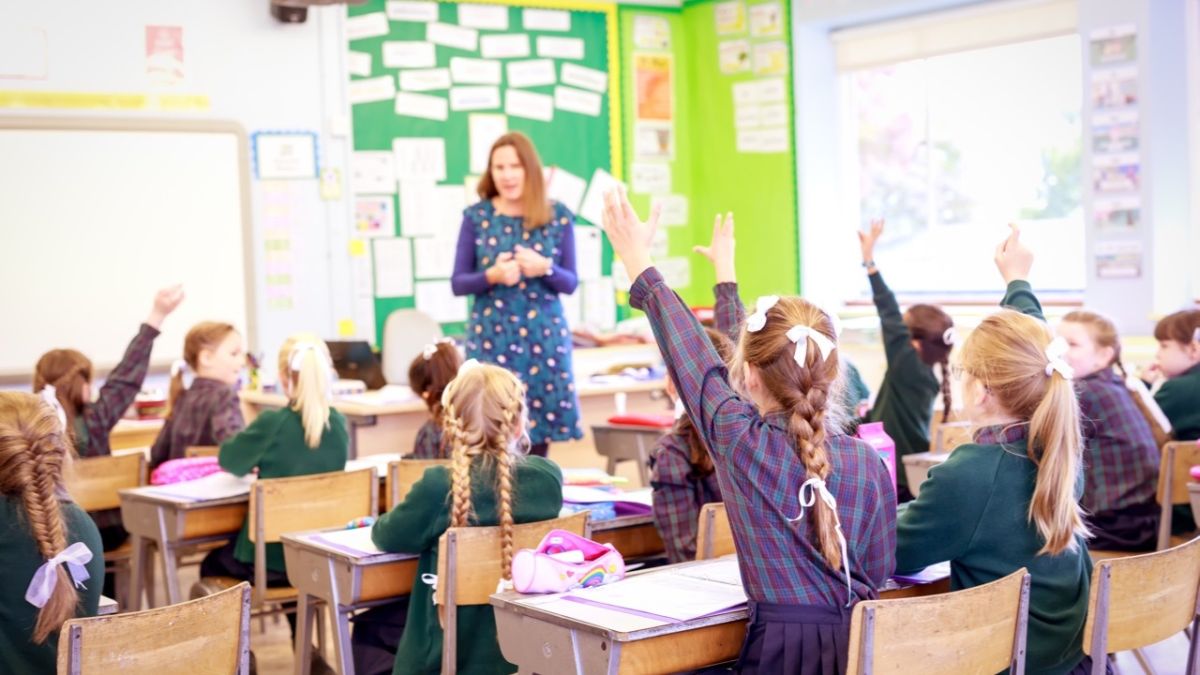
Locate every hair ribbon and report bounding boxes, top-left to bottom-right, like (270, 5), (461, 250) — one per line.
(785, 325), (837, 367)
(39, 385), (68, 430)
(25, 542), (92, 609)
(746, 296), (780, 333)
(787, 478), (853, 607)
(1044, 337), (1074, 380)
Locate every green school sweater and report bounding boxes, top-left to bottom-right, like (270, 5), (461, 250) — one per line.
(219, 407), (349, 572)
(372, 457), (563, 675)
(1155, 362), (1200, 442)
(866, 272), (940, 487)
(0, 497), (104, 675)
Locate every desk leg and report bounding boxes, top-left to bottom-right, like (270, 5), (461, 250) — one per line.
(128, 534), (146, 611)
(326, 558), (355, 675)
(294, 592), (315, 675)
(153, 508), (183, 605)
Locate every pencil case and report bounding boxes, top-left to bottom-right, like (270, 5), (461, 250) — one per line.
(511, 529), (625, 594)
(150, 456), (221, 485)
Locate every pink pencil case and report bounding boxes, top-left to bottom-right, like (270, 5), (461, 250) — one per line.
(151, 457), (222, 485)
(511, 529), (626, 594)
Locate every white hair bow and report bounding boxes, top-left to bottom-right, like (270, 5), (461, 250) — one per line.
(442, 359), (483, 407)
(170, 359), (195, 390)
(25, 542), (92, 608)
(785, 325), (837, 367)
(814, 302), (843, 337)
(39, 385), (67, 430)
(787, 478), (853, 607)
(943, 327), (957, 346)
(289, 343), (318, 372)
(423, 337), (455, 361)
(746, 296), (780, 333)
(1044, 336), (1074, 380)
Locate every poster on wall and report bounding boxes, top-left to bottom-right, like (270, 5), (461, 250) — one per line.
(1091, 110), (1138, 154)
(1094, 239), (1143, 279)
(714, 1), (747, 35)
(355, 195), (396, 237)
(633, 15), (671, 51)
(1089, 24), (1137, 66)
(1093, 196), (1140, 231)
(719, 39), (751, 74)
(748, 2), (783, 38)
(634, 122), (674, 160)
(634, 53), (673, 121)
(1090, 66), (1138, 110)
(1092, 154), (1140, 194)
(146, 26), (184, 86)
(252, 131), (318, 180)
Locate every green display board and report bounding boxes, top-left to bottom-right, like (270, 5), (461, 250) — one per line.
(346, 0), (621, 342)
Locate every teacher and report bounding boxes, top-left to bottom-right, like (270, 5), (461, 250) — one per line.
(451, 132), (583, 457)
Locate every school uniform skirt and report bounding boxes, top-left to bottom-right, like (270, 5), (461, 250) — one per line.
(737, 601), (851, 675)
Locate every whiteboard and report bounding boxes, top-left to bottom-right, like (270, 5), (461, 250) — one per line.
(0, 118), (254, 378)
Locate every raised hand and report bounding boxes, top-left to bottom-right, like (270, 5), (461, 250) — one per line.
(857, 218), (885, 269)
(693, 212), (736, 284)
(601, 185), (660, 283)
(994, 223), (1033, 284)
(146, 284), (184, 329)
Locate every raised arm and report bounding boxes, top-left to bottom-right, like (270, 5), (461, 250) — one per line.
(695, 213), (744, 341)
(994, 223), (1045, 321)
(859, 220), (916, 365)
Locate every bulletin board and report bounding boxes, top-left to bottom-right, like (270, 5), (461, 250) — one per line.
(345, 0), (623, 343)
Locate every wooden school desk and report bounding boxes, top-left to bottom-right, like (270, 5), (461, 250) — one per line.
(282, 529), (419, 675)
(491, 557), (951, 675)
(590, 514), (665, 560)
(110, 418), (164, 451)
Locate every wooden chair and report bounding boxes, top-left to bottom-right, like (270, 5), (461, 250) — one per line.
(385, 458), (452, 511)
(1190, 483), (1200, 530)
(435, 511), (589, 675)
(1126, 377), (1173, 449)
(1156, 440), (1200, 550)
(58, 581), (251, 674)
(846, 568), (1031, 675)
(930, 420), (972, 454)
(696, 502), (736, 560)
(590, 424), (664, 486)
(67, 453), (148, 610)
(184, 445), (219, 458)
(1082, 536), (1200, 675)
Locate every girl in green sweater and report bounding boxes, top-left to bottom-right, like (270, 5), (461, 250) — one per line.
(896, 225), (1096, 675)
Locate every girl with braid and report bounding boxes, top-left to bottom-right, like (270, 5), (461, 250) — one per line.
(603, 188), (895, 673)
(0, 392), (105, 673)
(858, 220), (955, 501)
(367, 361), (562, 675)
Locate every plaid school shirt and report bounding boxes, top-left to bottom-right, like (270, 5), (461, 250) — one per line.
(631, 267), (896, 605)
(407, 419), (449, 459)
(1077, 369), (1159, 514)
(650, 430), (724, 563)
(149, 378), (245, 470)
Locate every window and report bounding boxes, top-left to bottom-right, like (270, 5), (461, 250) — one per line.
(838, 23), (1084, 294)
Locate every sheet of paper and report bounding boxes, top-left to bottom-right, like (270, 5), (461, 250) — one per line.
(392, 137), (446, 181)
(517, 596), (670, 633)
(659, 257), (690, 288)
(630, 163), (671, 195)
(651, 228), (669, 258)
(469, 114), (509, 174)
(414, 234), (458, 279)
(554, 86), (602, 116)
(386, 1), (439, 22)
(579, 168), (623, 225)
(719, 39), (751, 74)
(450, 57), (501, 85)
(347, 12), (389, 41)
(255, 133), (316, 179)
(562, 485), (649, 505)
(565, 571), (747, 622)
(634, 122), (673, 159)
(427, 22), (479, 52)
(753, 41), (788, 76)
(141, 472), (255, 502)
(309, 526), (384, 558)
(560, 63), (607, 93)
(382, 41), (437, 69)
(348, 51), (372, 77)
(345, 453), (402, 476)
(505, 89), (553, 121)
(574, 225), (603, 281)
(395, 91), (448, 121)
(714, 0), (747, 35)
(481, 34), (530, 59)
(506, 59), (556, 88)
(561, 290), (583, 328)
(759, 102), (788, 127)
(544, 166), (586, 214)
(399, 179), (438, 236)
(749, 1), (784, 37)
(457, 3), (509, 30)
(398, 67), (450, 92)
(674, 557), (743, 587)
(891, 561), (951, 585)
(523, 8), (571, 32)
(353, 294), (376, 343)
(354, 195), (397, 238)
(373, 238), (414, 297)
(609, 260), (631, 292)
(349, 239), (375, 296)
(341, 385), (418, 406)
(351, 151), (396, 194)
(536, 36), (584, 60)
(450, 86), (501, 111)
(633, 15), (671, 50)
(349, 75), (396, 105)
(415, 280), (468, 322)
(651, 194), (688, 227)
(583, 278), (616, 330)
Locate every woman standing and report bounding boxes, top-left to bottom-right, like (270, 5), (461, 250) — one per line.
(451, 132), (583, 457)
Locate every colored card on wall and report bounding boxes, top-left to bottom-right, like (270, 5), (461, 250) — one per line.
(634, 53), (672, 121)
(355, 195), (396, 237)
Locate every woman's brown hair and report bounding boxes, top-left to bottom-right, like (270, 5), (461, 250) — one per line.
(675, 328), (735, 477)
(32, 350), (92, 444)
(905, 304), (955, 422)
(0, 392), (79, 643)
(408, 340), (464, 426)
(476, 132), (552, 229)
(169, 322), (238, 413)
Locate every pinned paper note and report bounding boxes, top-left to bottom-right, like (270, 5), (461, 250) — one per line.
(753, 41), (788, 76)
(634, 122), (673, 160)
(415, 280), (468, 322)
(719, 40), (751, 74)
(347, 12), (389, 41)
(338, 319), (357, 338)
(651, 194), (688, 227)
(523, 8), (570, 32)
(349, 76), (396, 105)
(507, 59), (556, 88)
(631, 163), (671, 195)
(450, 57), (501, 85)
(579, 168), (623, 225)
(659, 257), (691, 288)
(714, 1), (747, 35)
(349, 239), (367, 258)
(505, 89), (553, 122)
(537, 36), (584, 60)
(348, 51), (372, 78)
(481, 34), (530, 60)
(583, 278), (617, 330)
(427, 22), (479, 52)
(398, 68), (450, 92)
(458, 3), (509, 30)
(560, 63), (607, 93)
(386, 1), (439, 22)
(633, 15), (671, 50)
(749, 1), (784, 38)
(355, 196), (396, 237)
(414, 233), (458, 279)
(544, 166), (587, 214)
(321, 167), (342, 200)
(382, 41), (436, 69)
(469, 114), (508, 174)
(393, 138), (446, 181)
(574, 225), (604, 281)
(373, 238), (414, 297)
(351, 151), (396, 194)
(450, 86), (500, 111)
(394, 91), (449, 121)
(554, 86), (601, 116)
(399, 180), (436, 236)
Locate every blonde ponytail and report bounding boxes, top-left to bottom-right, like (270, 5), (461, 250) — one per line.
(1028, 372), (1090, 554)
(277, 334), (332, 449)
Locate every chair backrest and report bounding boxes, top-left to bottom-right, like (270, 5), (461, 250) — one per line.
(1083, 536), (1200, 665)
(846, 568), (1031, 675)
(930, 421), (972, 454)
(381, 309), (443, 386)
(1190, 483), (1200, 531)
(67, 453), (147, 512)
(185, 445), (219, 459)
(696, 502), (736, 560)
(1126, 377), (1173, 448)
(386, 459), (452, 511)
(435, 511), (589, 675)
(250, 468), (378, 544)
(1156, 441), (1200, 549)
(57, 581), (251, 674)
